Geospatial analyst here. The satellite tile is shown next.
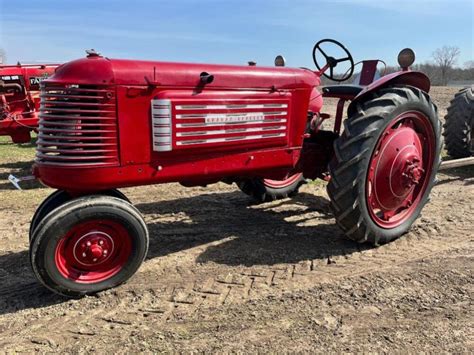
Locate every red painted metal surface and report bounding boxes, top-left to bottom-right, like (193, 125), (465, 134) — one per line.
(356, 60), (381, 86)
(34, 55), (318, 191)
(54, 219), (132, 283)
(0, 63), (59, 142)
(32, 52), (431, 195)
(366, 111), (435, 228)
(352, 71), (430, 106)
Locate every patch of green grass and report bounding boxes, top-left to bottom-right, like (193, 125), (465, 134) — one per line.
(0, 136), (37, 162)
(0, 135), (40, 191)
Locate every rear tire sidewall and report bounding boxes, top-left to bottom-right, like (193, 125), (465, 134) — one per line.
(30, 197), (148, 297)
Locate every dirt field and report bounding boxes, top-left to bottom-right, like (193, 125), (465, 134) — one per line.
(0, 86), (472, 352)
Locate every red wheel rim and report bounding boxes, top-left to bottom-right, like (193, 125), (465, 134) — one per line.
(263, 173), (303, 189)
(366, 111), (435, 228)
(55, 219), (132, 284)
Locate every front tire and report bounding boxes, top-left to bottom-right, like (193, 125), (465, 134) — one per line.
(443, 86), (473, 158)
(29, 189), (130, 241)
(237, 173), (305, 202)
(30, 195), (149, 298)
(327, 86), (442, 245)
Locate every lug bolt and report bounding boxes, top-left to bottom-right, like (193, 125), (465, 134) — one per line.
(82, 252), (87, 258)
(93, 258), (97, 262)
(103, 250), (108, 255)
(86, 241), (91, 247)
(99, 240), (104, 246)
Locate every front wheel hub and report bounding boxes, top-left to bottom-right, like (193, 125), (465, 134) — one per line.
(73, 232), (113, 265)
(366, 112), (435, 228)
(55, 219), (132, 284)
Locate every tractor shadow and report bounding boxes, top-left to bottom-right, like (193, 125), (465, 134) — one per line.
(140, 190), (366, 267)
(0, 251), (65, 315)
(0, 190), (367, 316)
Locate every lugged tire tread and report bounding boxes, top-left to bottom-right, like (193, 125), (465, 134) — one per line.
(443, 86), (473, 158)
(327, 86), (442, 245)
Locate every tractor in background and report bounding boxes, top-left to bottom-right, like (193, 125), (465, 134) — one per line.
(443, 86), (473, 158)
(0, 63), (59, 143)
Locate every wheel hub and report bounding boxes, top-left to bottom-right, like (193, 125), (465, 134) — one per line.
(73, 232), (114, 266)
(402, 158), (424, 188)
(54, 219), (132, 284)
(366, 112), (435, 228)
(371, 124), (424, 211)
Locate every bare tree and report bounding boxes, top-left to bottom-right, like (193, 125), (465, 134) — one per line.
(464, 60), (474, 69)
(432, 46), (460, 85)
(0, 48), (6, 64)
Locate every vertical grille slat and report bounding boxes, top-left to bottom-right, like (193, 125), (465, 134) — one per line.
(36, 83), (119, 166)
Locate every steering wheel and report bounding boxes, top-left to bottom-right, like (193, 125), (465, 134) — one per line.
(312, 39), (355, 82)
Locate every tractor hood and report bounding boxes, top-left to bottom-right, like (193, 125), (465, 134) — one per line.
(48, 55), (320, 89)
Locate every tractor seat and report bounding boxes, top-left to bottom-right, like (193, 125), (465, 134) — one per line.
(322, 85), (363, 99)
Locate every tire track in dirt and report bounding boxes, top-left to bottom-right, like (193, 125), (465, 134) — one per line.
(0, 217), (470, 350)
(0, 176), (472, 350)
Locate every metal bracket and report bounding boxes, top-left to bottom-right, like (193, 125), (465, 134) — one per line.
(8, 174), (36, 190)
(439, 157), (474, 171)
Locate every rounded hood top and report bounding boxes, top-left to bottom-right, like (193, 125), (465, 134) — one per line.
(46, 55), (320, 89)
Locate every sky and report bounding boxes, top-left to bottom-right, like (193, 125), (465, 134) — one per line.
(0, 0), (473, 68)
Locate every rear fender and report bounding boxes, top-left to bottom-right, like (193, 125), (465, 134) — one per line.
(348, 71), (430, 112)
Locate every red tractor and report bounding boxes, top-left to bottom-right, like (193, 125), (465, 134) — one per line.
(0, 63), (59, 143)
(28, 40), (442, 297)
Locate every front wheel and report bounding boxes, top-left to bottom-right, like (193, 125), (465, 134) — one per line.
(30, 195), (149, 298)
(327, 86), (442, 245)
(237, 173), (305, 202)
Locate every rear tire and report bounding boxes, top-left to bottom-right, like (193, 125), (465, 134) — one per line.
(327, 86), (442, 245)
(237, 173), (305, 202)
(29, 189), (129, 241)
(443, 86), (473, 158)
(30, 195), (148, 298)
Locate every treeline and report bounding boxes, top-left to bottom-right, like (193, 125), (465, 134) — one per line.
(384, 63), (474, 86)
(322, 63), (474, 87)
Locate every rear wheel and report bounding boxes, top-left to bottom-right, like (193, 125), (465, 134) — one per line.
(30, 195), (148, 298)
(443, 86), (473, 158)
(237, 173), (305, 202)
(327, 86), (441, 245)
(29, 189), (129, 241)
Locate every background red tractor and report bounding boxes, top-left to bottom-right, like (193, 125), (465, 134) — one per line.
(0, 63), (59, 143)
(28, 40), (442, 297)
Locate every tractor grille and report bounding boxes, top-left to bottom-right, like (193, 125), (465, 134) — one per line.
(36, 83), (119, 166)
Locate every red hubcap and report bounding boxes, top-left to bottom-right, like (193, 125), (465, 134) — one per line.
(263, 173), (302, 189)
(366, 111), (435, 228)
(55, 219), (132, 284)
